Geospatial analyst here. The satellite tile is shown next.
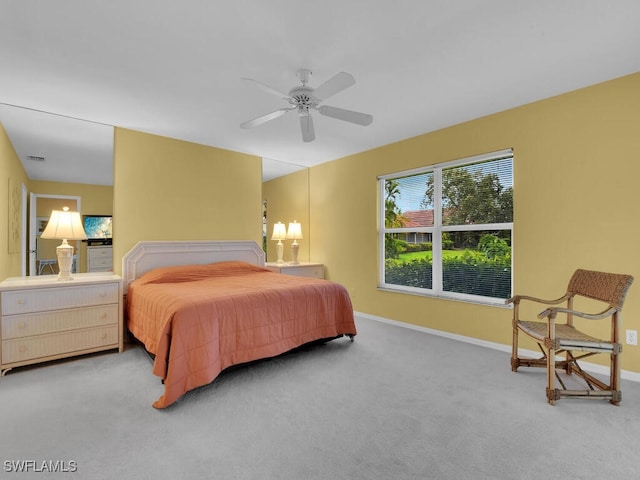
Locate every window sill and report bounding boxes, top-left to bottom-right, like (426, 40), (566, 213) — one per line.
(377, 285), (511, 308)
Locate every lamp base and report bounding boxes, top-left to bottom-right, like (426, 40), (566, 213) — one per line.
(275, 241), (284, 265)
(290, 241), (300, 266)
(56, 240), (75, 281)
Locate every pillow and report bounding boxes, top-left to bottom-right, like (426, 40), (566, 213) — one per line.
(134, 261), (267, 285)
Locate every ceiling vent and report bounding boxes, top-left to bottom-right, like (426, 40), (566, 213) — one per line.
(27, 155), (45, 162)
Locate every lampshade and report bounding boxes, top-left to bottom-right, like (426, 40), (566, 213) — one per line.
(286, 221), (303, 240)
(271, 222), (287, 241)
(41, 207), (88, 241)
(40, 207), (87, 280)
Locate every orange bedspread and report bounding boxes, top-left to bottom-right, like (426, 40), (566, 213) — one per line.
(126, 261), (356, 408)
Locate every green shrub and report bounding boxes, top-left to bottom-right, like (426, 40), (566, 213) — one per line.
(442, 254), (511, 298)
(420, 242), (432, 251)
(403, 242), (432, 253)
(385, 235), (406, 259)
(385, 257), (432, 289)
(385, 252), (511, 299)
(478, 234), (510, 260)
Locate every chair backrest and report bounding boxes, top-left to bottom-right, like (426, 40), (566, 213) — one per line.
(567, 269), (634, 310)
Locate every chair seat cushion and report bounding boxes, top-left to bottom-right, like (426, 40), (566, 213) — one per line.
(518, 321), (613, 351)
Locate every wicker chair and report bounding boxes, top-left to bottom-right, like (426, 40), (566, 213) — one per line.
(507, 269), (633, 405)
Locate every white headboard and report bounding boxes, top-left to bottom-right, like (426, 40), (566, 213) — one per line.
(121, 240), (265, 292)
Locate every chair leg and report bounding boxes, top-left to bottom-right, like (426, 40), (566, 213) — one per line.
(511, 327), (520, 372)
(546, 344), (556, 405)
(610, 352), (621, 406)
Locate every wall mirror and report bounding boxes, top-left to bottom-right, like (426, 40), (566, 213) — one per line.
(0, 104), (114, 275)
(1, 104), (310, 274)
(261, 164), (310, 264)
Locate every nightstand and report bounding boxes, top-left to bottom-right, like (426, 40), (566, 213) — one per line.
(0, 273), (123, 376)
(264, 262), (325, 279)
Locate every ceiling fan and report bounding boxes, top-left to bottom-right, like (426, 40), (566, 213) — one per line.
(240, 69), (373, 142)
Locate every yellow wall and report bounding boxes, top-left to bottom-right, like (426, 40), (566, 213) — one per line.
(301, 72), (640, 373)
(4, 73), (640, 374)
(112, 128), (263, 274)
(31, 181), (113, 216)
(263, 168), (310, 264)
(0, 123), (29, 279)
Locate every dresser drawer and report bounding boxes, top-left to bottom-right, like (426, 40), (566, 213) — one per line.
(1, 283), (119, 316)
(88, 257), (113, 268)
(88, 247), (112, 259)
(265, 263), (325, 279)
(2, 304), (118, 340)
(88, 266), (113, 273)
(284, 265), (324, 278)
(2, 325), (119, 364)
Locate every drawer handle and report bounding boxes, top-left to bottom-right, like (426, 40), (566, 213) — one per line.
(100, 313), (108, 320)
(101, 333), (108, 340)
(18, 321), (27, 330)
(19, 345), (27, 353)
(16, 298), (26, 305)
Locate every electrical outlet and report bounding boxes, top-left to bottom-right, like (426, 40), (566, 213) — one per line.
(626, 329), (638, 346)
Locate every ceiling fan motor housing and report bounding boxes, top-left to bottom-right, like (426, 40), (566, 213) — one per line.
(288, 85), (316, 114)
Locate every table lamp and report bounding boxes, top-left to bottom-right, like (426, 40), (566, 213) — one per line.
(40, 206), (88, 280)
(286, 221), (303, 265)
(271, 221), (287, 265)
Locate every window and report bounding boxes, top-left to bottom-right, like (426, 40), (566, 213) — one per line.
(379, 149), (513, 305)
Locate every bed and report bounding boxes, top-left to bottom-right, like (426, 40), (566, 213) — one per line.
(122, 240), (357, 408)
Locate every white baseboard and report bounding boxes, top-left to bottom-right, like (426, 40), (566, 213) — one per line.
(355, 311), (640, 384)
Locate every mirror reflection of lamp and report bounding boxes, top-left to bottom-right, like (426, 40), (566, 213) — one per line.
(286, 221), (303, 265)
(40, 206), (88, 280)
(271, 221), (287, 265)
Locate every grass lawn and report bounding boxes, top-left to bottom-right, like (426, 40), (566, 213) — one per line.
(399, 250), (468, 261)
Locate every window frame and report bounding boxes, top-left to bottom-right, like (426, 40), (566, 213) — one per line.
(378, 149), (513, 306)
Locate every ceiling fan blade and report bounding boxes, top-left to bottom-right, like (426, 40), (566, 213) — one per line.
(312, 72), (355, 101)
(241, 78), (290, 100)
(240, 108), (292, 129)
(300, 113), (315, 142)
(318, 105), (373, 126)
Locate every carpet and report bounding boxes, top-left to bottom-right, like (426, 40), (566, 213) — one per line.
(1, 316), (639, 479)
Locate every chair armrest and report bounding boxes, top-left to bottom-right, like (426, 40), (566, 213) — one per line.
(506, 293), (569, 306)
(537, 306), (617, 321)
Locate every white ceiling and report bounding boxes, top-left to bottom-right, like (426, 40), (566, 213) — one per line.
(1, 1), (639, 185)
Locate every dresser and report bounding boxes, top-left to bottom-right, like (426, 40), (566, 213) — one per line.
(0, 273), (123, 376)
(87, 245), (113, 272)
(264, 262), (325, 279)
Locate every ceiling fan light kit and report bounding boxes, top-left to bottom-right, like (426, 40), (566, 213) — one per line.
(240, 69), (373, 142)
